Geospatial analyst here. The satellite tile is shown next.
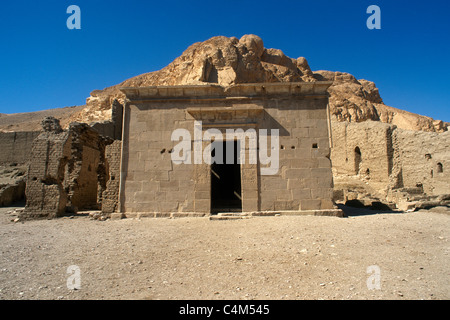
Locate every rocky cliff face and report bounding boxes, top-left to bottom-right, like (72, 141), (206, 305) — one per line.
(314, 70), (446, 132)
(68, 34), (446, 133)
(69, 34), (318, 124)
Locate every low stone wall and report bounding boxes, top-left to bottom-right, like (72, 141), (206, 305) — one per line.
(0, 131), (40, 165)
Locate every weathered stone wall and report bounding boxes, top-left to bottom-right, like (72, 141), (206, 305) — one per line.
(330, 120), (393, 194)
(0, 131), (40, 165)
(119, 83), (337, 216)
(24, 130), (71, 219)
(22, 118), (113, 219)
(101, 140), (122, 214)
(259, 99), (334, 211)
(330, 119), (450, 204)
(120, 103), (195, 214)
(64, 122), (112, 211)
(69, 145), (101, 209)
(393, 129), (450, 195)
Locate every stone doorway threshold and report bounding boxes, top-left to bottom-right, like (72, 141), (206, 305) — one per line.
(111, 209), (344, 220)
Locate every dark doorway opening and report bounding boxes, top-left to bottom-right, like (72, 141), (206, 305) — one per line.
(354, 147), (362, 175)
(211, 140), (242, 214)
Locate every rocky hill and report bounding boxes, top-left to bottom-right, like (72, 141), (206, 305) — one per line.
(1, 34), (446, 134)
(66, 34), (446, 133)
(0, 106), (85, 132)
(314, 70), (446, 132)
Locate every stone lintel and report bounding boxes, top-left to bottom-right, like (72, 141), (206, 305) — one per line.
(120, 82), (332, 102)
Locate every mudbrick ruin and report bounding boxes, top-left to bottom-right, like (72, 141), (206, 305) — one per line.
(0, 35), (448, 219)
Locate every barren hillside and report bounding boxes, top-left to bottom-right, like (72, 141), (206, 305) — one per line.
(0, 34), (446, 133)
(0, 106), (85, 133)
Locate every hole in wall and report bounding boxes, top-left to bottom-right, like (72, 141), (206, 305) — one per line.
(312, 143), (318, 149)
(160, 149), (166, 154)
(437, 162), (443, 173)
(354, 146), (362, 175)
(425, 153), (432, 160)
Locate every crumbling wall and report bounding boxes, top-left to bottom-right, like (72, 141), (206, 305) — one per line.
(23, 118), (71, 219)
(330, 120), (393, 194)
(393, 129), (450, 195)
(64, 122), (111, 211)
(22, 117), (113, 219)
(331, 119), (450, 207)
(0, 131), (40, 165)
(101, 140), (122, 214)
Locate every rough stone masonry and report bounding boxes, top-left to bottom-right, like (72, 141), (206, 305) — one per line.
(115, 82), (342, 219)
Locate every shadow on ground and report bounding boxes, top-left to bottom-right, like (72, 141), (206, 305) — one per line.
(337, 204), (403, 217)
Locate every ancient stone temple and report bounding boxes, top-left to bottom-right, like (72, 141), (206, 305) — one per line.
(115, 82), (342, 218)
(20, 34), (345, 219)
(9, 35), (449, 219)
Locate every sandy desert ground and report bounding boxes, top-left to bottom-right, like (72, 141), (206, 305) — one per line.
(0, 204), (448, 300)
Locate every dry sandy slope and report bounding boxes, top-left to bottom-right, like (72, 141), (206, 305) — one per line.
(0, 105), (85, 132)
(0, 205), (448, 300)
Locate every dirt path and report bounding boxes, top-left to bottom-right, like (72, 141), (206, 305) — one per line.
(0, 205), (448, 300)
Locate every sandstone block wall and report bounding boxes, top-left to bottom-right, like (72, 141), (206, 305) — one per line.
(102, 140), (122, 214)
(22, 118), (114, 219)
(119, 83), (337, 216)
(0, 131), (40, 165)
(259, 99), (334, 211)
(24, 130), (71, 218)
(393, 129), (450, 195)
(120, 104), (195, 214)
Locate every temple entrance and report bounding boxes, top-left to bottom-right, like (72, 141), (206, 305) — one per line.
(211, 140), (242, 214)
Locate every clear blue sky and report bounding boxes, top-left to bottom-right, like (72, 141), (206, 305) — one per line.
(0, 0), (449, 121)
